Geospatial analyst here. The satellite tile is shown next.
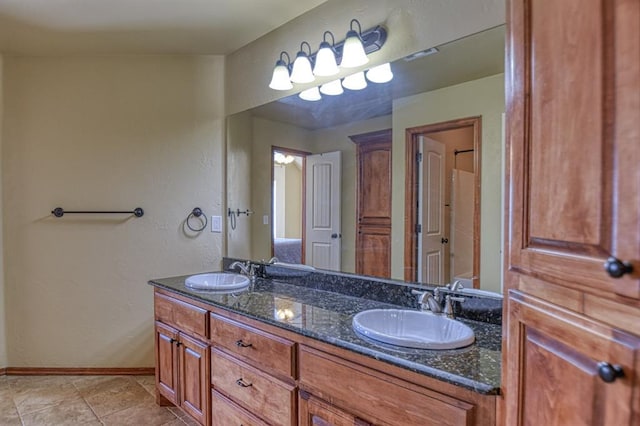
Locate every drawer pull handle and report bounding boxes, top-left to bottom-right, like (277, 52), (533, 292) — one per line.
(604, 257), (633, 278)
(597, 362), (624, 383)
(235, 378), (253, 388)
(235, 339), (253, 348)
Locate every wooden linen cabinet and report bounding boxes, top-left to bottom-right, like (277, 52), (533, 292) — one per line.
(503, 0), (640, 424)
(350, 129), (392, 279)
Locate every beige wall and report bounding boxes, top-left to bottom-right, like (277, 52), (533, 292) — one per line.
(2, 55), (225, 367)
(0, 54), (6, 369)
(225, 0), (505, 115)
(392, 73), (505, 293)
(283, 163), (302, 238)
(250, 117), (313, 260)
(226, 111), (253, 260)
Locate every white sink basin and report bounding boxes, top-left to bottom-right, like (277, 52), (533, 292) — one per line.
(352, 309), (475, 350)
(185, 273), (250, 291)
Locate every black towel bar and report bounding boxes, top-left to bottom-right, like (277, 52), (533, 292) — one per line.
(51, 207), (144, 218)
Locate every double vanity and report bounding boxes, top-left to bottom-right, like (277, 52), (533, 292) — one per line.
(149, 260), (502, 425)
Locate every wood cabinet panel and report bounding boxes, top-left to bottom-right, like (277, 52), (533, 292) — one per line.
(209, 312), (295, 380)
(155, 293), (209, 339)
(299, 391), (371, 426)
(351, 129), (392, 278)
(179, 333), (209, 425)
(155, 321), (178, 404)
(504, 291), (640, 425)
(506, 0), (640, 301)
(299, 346), (473, 426)
(211, 389), (269, 426)
(211, 348), (296, 426)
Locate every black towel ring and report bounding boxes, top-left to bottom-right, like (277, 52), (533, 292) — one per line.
(187, 207), (207, 232)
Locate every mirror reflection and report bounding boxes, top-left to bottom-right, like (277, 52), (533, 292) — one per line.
(226, 26), (505, 293)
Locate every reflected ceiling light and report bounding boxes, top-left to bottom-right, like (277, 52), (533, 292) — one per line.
(290, 42), (315, 84)
(268, 52), (293, 90)
(366, 62), (393, 83)
(313, 31), (339, 77)
(341, 19), (369, 68)
(274, 152), (295, 165)
(299, 86), (322, 101)
(342, 72), (367, 90)
(320, 79), (344, 96)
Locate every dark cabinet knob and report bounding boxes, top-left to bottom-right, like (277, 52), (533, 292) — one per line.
(604, 257), (633, 278)
(597, 362), (624, 383)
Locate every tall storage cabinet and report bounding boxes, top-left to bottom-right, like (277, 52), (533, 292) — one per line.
(504, 0), (640, 424)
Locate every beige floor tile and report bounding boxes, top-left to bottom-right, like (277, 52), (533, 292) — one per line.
(169, 406), (188, 419)
(180, 415), (201, 426)
(161, 419), (188, 426)
(12, 381), (80, 416)
(84, 378), (154, 418)
(100, 400), (178, 426)
(0, 389), (21, 426)
(8, 375), (71, 390)
(71, 375), (133, 396)
(20, 396), (101, 426)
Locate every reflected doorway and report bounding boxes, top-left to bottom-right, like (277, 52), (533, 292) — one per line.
(271, 147), (308, 264)
(405, 117), (481, 287)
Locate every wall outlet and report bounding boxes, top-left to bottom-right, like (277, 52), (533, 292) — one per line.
(211, 215), (222, 233)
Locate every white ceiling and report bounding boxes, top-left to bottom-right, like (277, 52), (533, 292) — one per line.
(0, 0), (328, 55)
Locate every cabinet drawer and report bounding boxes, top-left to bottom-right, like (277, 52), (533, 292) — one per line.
(299, 347), (474, 426)
(211, 349), (296, 426)
(211, 389), (269, 426)
(155, 293), (208, 340)
(210, 313), (295, 379)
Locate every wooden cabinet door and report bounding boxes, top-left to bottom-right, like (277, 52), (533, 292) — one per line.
(351, 129), (392, 278)
(504, 291), (640, 425)
(155, 321), (179, 404)
(506, 0), (640, 301)
(179, 333), (209, 426)
(299, 391), (371, 426)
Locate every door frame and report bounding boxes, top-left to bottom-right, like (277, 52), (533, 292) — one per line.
(404, 116), (482, 287)
(270, 145), (311, 262)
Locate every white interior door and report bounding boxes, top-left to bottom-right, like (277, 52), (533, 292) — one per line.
(418, 136), (445, 284)
(305, 151), (341, 270)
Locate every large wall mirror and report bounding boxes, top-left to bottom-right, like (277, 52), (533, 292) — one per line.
(226, 25), (505, 293)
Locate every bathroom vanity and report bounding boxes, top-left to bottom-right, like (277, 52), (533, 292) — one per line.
(149, 265), (502, 426)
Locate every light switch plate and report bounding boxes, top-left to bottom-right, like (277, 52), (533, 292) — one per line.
(263, 215), (269, 225)
(211, 215), (222, 233)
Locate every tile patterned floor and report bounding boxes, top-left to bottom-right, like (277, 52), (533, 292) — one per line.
(0, 375), (198, 426)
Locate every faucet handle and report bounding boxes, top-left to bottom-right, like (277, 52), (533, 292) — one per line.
(444, 295), (466, 319)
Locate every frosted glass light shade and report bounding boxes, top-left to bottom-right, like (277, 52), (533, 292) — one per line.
(342, 72), (367, 90)
(299, 86), (322, 101)
(320, 79), (344, 96)
(341, 30), (369, 68)
(366, 62), (393, 83)
(290, 52), (315, 84)
(269, 60), (293, 90)
(313, 42), (339, 76)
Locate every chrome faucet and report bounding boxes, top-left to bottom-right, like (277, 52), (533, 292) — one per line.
(443, 295), (466, 319)
(229, 261), (258, 281)
(447, 280), (464, 291)
(411, 288), (443, 314)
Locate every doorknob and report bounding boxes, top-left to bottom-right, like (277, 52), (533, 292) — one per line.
(441, 238), (449, 244)
(331, 233), (341, 239)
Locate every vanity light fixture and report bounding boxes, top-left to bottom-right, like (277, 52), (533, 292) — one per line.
(320, 79), (344, 96)
(268, 52), (293, 90)
(341, 19), (369, 68)
(290, 42), (315, 84)
(268, 19), (387, 90)
(342, 71), (367, 90)
(365, 62), (393, 83)
(299, 86), (322, 101)
(313, 31), (339, 77)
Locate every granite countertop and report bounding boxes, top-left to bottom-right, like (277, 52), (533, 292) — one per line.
(148, 273), (502, 395)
